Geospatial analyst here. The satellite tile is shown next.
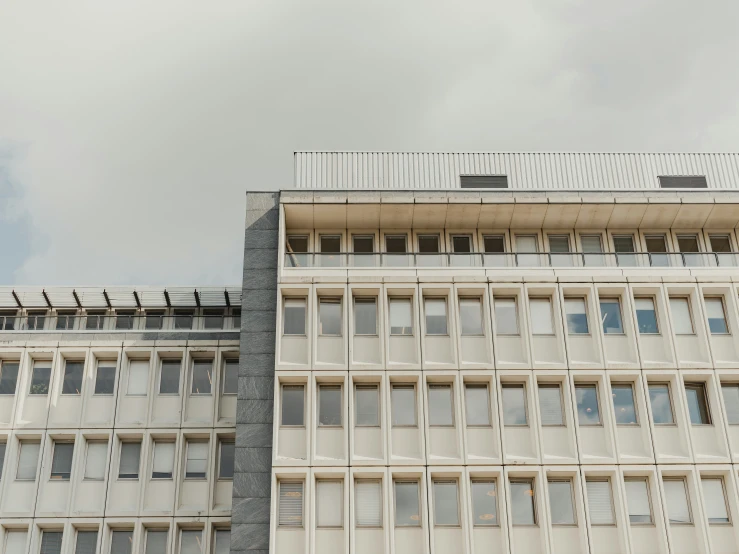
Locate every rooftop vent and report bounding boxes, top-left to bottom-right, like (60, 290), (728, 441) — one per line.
(460, 175), (508, 189)
(658, 175), (708, 189)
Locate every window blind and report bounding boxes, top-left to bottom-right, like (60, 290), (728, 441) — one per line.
(663, 479), (691, 523)
(494, 298), (518, 334)
(624, 479), (652, 523)
(529, 298), (554, 335)
(40, 532), (63, 554)
(278, 481), (304, 526)
(185, 442), (208, 479)
(74, 531), (98, 554)
(179, 531), (202, 554)
(84, 441), (108, 480)
(586, 480), (615, 525)
(316, 480), (343, 527)
(389, 298), (412, 335)
(17, 441), (40, 480)
(119, 442), (141, 479)
(127, 360), (149, 395)
(152, 442), (175, 478)
(702, 478), (729, 523)
(670, 298), (694, 334)
(424, 298), (448, 335)
(144, 530), (167, 554)
(459, 298), (484, 336)
(538, 385), (563, 425)
(355, 480), (382, 527)
(722, 384), (739, 424)
(4, 531), (27, 554)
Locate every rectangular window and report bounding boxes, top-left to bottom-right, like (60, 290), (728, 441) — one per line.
(391, 384), (416, 426)
(84, 441), (108, 481)
(318, 385), (342, 426)
(483, 235), (505, 253)
(353, 235), (374, 253)
(159, 359), (181, 395)
(152, 441), (175, 479)
(705, 297), (729, 334)
(721, 383), (739, 424)
(40, 531), (63, 554)
(222, 359), (238, 395)
(50, 441), (74, 480)
(118, 442), (141, 479)
(515, 235), (538, 256)
(424, 298), (448, 335)
(452, 235), (472, 253)
(144, 530), (167, 554)
(645, 234), (670, 267)
(635, 297), (659, 334)
(174, 309), (194, 330)
(702, 478), (730, 524)
(191, 359), (213, 395)
(464, 384), (490, 426)
(75, 531), (98, 554)
(394, 481), (421, 526)
(459, 297), (484, 336)
(185, 441), (208, 479)
(29, 361), (52, 395)
(86, 310), (106, 330)
(354, 384), (379, 427)
(586, 479), (615, 525)
(115, 310), (135, 330)
(281, 384), (305, 426)
(203, 308), (224, 330)
(4, 531), (26, 554)
(510, 479), (536, 525)
(179, 530), (202, 554)
(670, 297), (694, 335)
(389, 298), (413, 335)
(548, 235), (570, 253)
(548, 479), (576, 525)
(278, 481), (304, 526)
(564, 297), (589, 334)
(428, 384), (454, 427)
(613, 235), (635, 253)
(502, 384), (527, 426)
(529, 298), (554, 335)
(316, 480), (343, 528)
(320, 234), (341, 252)
(127, 359), (149, 396)
(677, 234), (700, 253)
(710, 234), (732, 252)
(354, 298), (377, 335)
(56, 310), (77, 330)
(283, 298), (306, 335)
(16, 441), (40, 480)
(0, 441), (6, 480)
(0, 361), (19, 395)
(582, 235), (605, 266)
(538, 384), (564, 426)
(218, 440), (234, 479)
(575, 384), (601, 425)
(417, 234), (439, 254)
(319, 298), (342, 336)
(94, 362), (116, 395)
(145, 310), (164, 330)
(385, 235), (407, 253)
(232, 308), (241, 328)
(27, 310), (47, 330)
(433, 481), (460, 526)
(600, 299), (624, 334)
(287, 235), (308, 253)
(213, 530), (229, 554)
(648, 384), (675, 424)
(471, 480), (498, 526)
(612, 383), (638, 425)
(61, 360), (84, 395)
(685, 382), (711, 425)
(663, 479), (691, 524)
(625, 478), (652, 524)
(355, 480), (382, 527)
(110, 531), (133, 554)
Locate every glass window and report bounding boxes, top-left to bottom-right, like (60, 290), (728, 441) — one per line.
(424, 298), (448, 335)
(494, 298), (518, 335)
(354, 298), (377, 335)
(433, 481), (460, 526)
(385, 235), (407, 253)
(538, 384), (564, 426)
(663, 479), (691, 524)
(389, 298), (413, 335)
(586, 479), (615, 525)
(516, 235), (538, 252)
(316, 480), (343, 528)
(179, 530), (202, 554)
(355, 480), (382, 527)
(318, 385), (342, 426)
(721, 383), (739, 424)
(0, 361), (19, 395)
(625, 478), (652, 524)
(218, 440), (235, 479)
(483, 235), (505, 253)
(84, 441), (108, 481)
(50, 442), (74, 480)
(548, 235), (570, 253)
(16, 441), (40, 480)
(612, 383), (638, 425)
(152, 441), (175, 479)
(529, 298), (554, 335)
(320, 235), (341, 253)
(4, 531), (27, 554)
(115, 310), (135, 330)
(222, 359), (238, 395)
(75, 531), (98, 554)
(635, 297), (659, 334)
(159, 359), (181, 394)
(418, 235), (440, 253)
(355, 384), (379, 427)
(145, 310), (164, 330)
(40, 531), (63, 554)
(452, 235), (472, 253)
(459, 297), (484, 336)
(191, 360), (213, 395)
(648, 384), (674, 424)
(111, 531), (133, 554)
(581, 235), (603, 253)
(185, 441), (208, 479)
(510, 479), (536, 525)
(645, 235), (670, 266)
(613, 235), (635, 253)
(29, 361), (52, 395)
(670, 297), (694, 334)
(278, 481), (304, 526)
(391, 385), (416, 426)
(677, 235), (700, 253)
(287, 235), (308, 253)
(319, 298), (342, 336)
(394, 481), (421, 526)
(281, 384), (305, 426)
(464, 384), (490, 426)
(212, 530), (229, 554)
(702, 478), (730, 524)
(564, 297), (589, 334)
(61, 360), (84, 395)
(502, 384), (527, 426)
(471, 480), (498, 526)
(548, 480), (576, 525)
(600, 299), (624, 334)
(685, 383), (711, 425)
(283, 298), (306, 335)
(127, 360), (149, 396)
(575, 384), (601, 425)
(144, 530), (167, 554)
(174, 309), (194, 330)
(203, 309), (224, 330)
(705, 298), (729, 334)
(56, 310), (77, 330)
(0, 441), (6, 480)
(710, 235), (732, 253)
(94, 362), (116, 395)
(118, 442), (141, 479)
(428, 384), (453, 426)
(232, 308), (241, 329)
(353, 235), (374, 253)
(86, 310), (106, 330)
(27, 310), (47, 330)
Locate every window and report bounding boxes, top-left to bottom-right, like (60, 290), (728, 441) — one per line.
(281, 384), (305, 426)
(354, 298), (377, 335)
(110, 531), (133, 554)
(433, 481), (460, 526)
(548, 235), (570, 253)
(575, 384), (601, 425)
(40, 531), (63, 554)
(645, 234), (670, 267)
(529, 298), (554, 335)
(27, 310), (47, 330)
(0, 311), (16, 330)
(663, 479), (691, 524)
(670, 297), (694, 335)
(515, 235), (539, 266)
(212, 530), (229, 554)
(465, 384), (491, 426)
(721, 383), (739, 424)
(5, 531), (27, 554)
(118, 442), (141, 479)
(586, 479), (615, 525)
(145, 310), (164, 330)
(635, 297), (659, 334)
(460, 175), (508, 188)
(648, 384), (674, 424)
(203, 308), (224, 330)
(612, 383), (638, 425)
(0, 441), (6, 480)
(318, 385), (342, 426)
(179, 530), (202, 554)
(218, 440), (234, 479)
(320, 235), (341, 252)
(702, 478), (730, 524)
(502, 384), (527, 425)
(86, 310), (106, 330)
(16, 440), (40, 480)
(127, 359), (149, 396)
(710, 235), (732, 252)
(394, 481), (421, 526)
(191, 359), (213, 395)
(316, 480), (343, 528)
(538, 384), (564, 426)
(56, 310), (77, 330)
(705, 297), (729, 334)
(49, 441), (74, 480)
(222, 359), (238, 395)
(659, 175), (708, 189)
(459, 297), (484, 336)
(424, 298), (448, 335)
(61, 360), (84, 395)
(152, 441), (175, 479)
(685, 383), (711, 425)
(353, 235), (374, 253)
(278, 481), (304, 526)
(677, 234), (700, 253)
(29, 361), (52, 395)
(84, 441), (108, 481)
(483, 235), (505, 253)
(355, 384), (379, 426)
(318, 298), (342, 336)
(428, 384), (453, 426)
(159, 359), (181, 394)
(452, 235), (472, 253)
(471, 480), (498, 526)
(174, 309), (194, 330)
(185, 441), (208, 479)
(0, 361), (19, 395)
(94, 362), (116, 395)
(389, 298), (413, 335)
(582, 235), (605, 266)
(613, 235), (635, 253)
(624, 478), (652, 524)
(283, 298), (306, 335)
(287, 235), (309, 253)
(385, 235), (407, 253)
(548, 479), (576, 525)
(599, 299), (624, 334)
(144, 530), (167, 554)
(115, 310), (135, 330)
(75, 531), (98, 554)
(391, 384), (416, 426)
(232, 308), (241, 329)
(510, 479), (536, 525)
(355, 479), (382, 527)
(418, 235), (440, 253)
(564, 297), (589, 334)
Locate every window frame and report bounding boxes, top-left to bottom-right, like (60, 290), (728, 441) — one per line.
(585, 478), (616, 526)
(575, 383), (602, 427)
(282, 297), (307, 336)
(721, 382), (739, 425)
(61, 359), (84, 396)
(117, 441), (142, 480)
(648, 382), (676, 426)
(177, 529), (203, 554)
(471, 479), (499, 527)
(190, 358), (214, 396)
(39, 530), (64, 554)
(151, 440), (176, 480)
(126, 359), (150, 397)
(388, 297), (414, 336)
(624, 477), (654, 525)
(221, 358), (238, 396)
(110, 530), (134, 554)
(277, 480), (305, 528)
(315, 479), (344, 529)
(74, 529), (100, 554)
(393, 479), (422, 527)
(537, 383), (565, 427)
(83, 440), (108, 482)
(611, 382), (640, 426)
(354, 478), (383, 528)
(0, 360), (20, 396)
(464, 383), (492, 427)
(15, 440), (41, 481)
(29, 361), (52, 396)
(184, 440), (209, 480)
(685, 382), (712, 426)
(701, 477), (732, 525)
(158, 358), (182, 396)
(384, 234), (408, 254)
(458, 296), (485, 337)
(663, 477), (693, 525)
(217, 439), (235, 481)
(93, 360), (117, 396)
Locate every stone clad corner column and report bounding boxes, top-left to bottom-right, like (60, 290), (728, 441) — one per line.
(232, 191), (279, 554)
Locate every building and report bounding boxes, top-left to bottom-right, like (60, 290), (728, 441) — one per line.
(5, 152), (739, 554)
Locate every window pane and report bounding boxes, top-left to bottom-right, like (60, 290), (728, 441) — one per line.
(471, 481), (498, 526)
(459, 298), (484, 336)
(494, 298), (518, 335)
(663, 479), (691, 524)
(516, 236), (538, 252)
(185, 442), (208, 479)
(433, 481), (459, 525)
(625, 479), (652, 524)
(685, 383), (711, 425)
(565, 298), (589, 334)
(586, 480), (615, 525)
(355, 385), (379, 426)
(145, 311), (163, 330)
(677, 235), (700, 253)
(30, 362), (51, 395)
(428, 384), (453, 426)
(180, 531), (202, 554)
(581, 235), (603, 253)
(174, 310), (193, 330)
(75, 531), (98, 554)
(203, 309), (224, 330)
(119, 442), (141, 479)
(389, 298), (412, 335)
(191, 360), (213, 395)
(17, 441), (40, 480)
(670, 298), (694, 334)
(152, 442), (175, 479)
(706, 298), (729, 334)
(319, 299), (342, 336)
(355, 480), (382, 527)
(61, 361), (83, 395)
(0, 362), (19, 395)
(600, 300), (624, 334)
(648, 384), (674, 424)
(484, 235), (505, 253)
(575, 385), (601, 425)
(635, 298), (659, 334)
(316, 480), (343, 528)
(425, 299), (448, 335)
(319, 385), (342, 426)
(721, 384), (739, 424)
(529, 298), (554, 335)
(452, 235), (472, 253)
(84, 441), (108, 480)
(159, 360), (181, 394)
(222, 359), (238, 395)
(5, 531), (26, 554)
(0, 442), (6, 480)
(56, 311), (76, 330)
(502, 384), (527, 425)
(702, 478), (729, 523)
(111, 531), (133, 554)
(354, 298), (377, 335)
(465, 384), (490, 426)
(27, 311), (47, 330)
(385, 235), (407, 253)
(213, 530), (229, 554)
(287, 235), (308, 253)
(218, 441), (235, 479)
(613, 236), (635, 253)
(612, 384), (638, 425)
(510, 480), (536, 525)
(116, 310), (135, 330)
(391, 385), (416, 426)
(394, 481), (420, 526)
(283, 299), (307, 335)
(548, 480), (575, 525)
(645, 235), (668, 253)
(281, 385), (305, 426)
(94, 363), (116, 395)
(127, 360), (149, 396)
(538, 384), (563, 426)
(144, 530), (167, 554)
(353, 235), (374, 253)
(549, 235), (570, 253)
(40, 532), (63, 554)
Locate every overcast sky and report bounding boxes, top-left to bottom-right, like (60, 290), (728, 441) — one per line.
(1, 1), (738, 286)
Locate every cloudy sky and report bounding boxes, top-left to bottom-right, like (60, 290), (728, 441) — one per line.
(1, 1), (738, 286)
